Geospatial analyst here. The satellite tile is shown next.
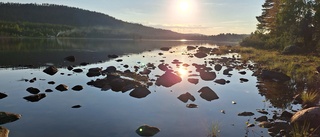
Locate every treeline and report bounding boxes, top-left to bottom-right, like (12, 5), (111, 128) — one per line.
(241, 0), (320, 54)
(0, 21), (73, 37)
(0, 3), (247, 41)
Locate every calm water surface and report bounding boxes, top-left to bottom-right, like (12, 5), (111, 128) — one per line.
(0, 38), (294, 137)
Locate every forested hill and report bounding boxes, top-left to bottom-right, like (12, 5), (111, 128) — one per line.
(0, 3), (247, 41)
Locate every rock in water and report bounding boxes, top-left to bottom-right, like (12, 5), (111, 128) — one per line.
(214, 79), (227, 85)
(43, 66), (58, 75)
(129, 87), (151, 98)
(0, 93), (8, 99)
(187, 78), (199, 85)
(194, 52), (207, 58)
(64, 56), (75, 62)
(0, 126), (9, 137)
(238, 111), (254, 116)
(155, 71), (182, 87)
(72, 85), (83, 91)
(177, 92), (196, 103)
(291, 107), (320, 130)
(26, 87), (40, 94)
(136, 125), (160, 136)
(214, 64), (222, 71)
(23, 94), (46, 102)
(198, 86), (219, 101)
(0, 112), (21, 125)
(55, 84), (68, 91)
(186, 103), (198, 108)
(200, 71), (216, 81)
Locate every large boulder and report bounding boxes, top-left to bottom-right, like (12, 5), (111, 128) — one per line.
(0, 126), (9, 137)
(291, 107), (320, 130)
(0, 112), (21, 125)
(155, 71), (182, 87)
(43, 66), (58, 75)
(136, 125), (160, 136)
(198, 86), (219, 101)
(260, 70), (291, 82)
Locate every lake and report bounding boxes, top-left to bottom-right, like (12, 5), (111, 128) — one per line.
(0, 38), (298, 137)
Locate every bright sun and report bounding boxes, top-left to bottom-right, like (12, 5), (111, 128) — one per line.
(179, 1), (189, 12)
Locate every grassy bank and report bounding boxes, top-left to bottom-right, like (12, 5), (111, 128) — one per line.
(225, 46), (320, 90)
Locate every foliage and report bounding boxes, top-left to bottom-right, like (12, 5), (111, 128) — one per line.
(241, 0), (320, 53)
(301, 91), (320, 107)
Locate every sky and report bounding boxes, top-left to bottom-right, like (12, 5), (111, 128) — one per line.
(1, 0), (265, 35)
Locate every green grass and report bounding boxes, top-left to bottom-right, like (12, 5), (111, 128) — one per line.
(301, 91), (320, 107)
(225, 46), (320, 90)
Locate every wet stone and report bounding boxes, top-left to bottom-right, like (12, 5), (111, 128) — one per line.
(160, 47), (170, 51)
(158, 63), (169, 71)
(239, 71), (246, 75)
(187, 78), (199, 85)
(26, 87), (40, 94)
(72, 85), (83, 91)
(108, 54), (118, 58)
(258, 121), (273, 128)
(105, 66), (117, 73)
(67, 66), (73, 71)
(177, 92), (196, 103)
(129, 87), (151, 99)
(23, 93), (46, 102)
(136, 125), (160, 137)
(0, 112), (21, 125)
(55, 84), (68, 91)
(257, 109), (269, 115)
(0, 93), (8, 99)
(240, 78), (249, 82)
(43, 66), (58, 76)
(79, 62), (89, 66)
(198, 86), (219, 101)
(115, 59), (123, 62)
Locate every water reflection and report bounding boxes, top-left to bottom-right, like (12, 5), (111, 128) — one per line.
(0, 38), (302, 137)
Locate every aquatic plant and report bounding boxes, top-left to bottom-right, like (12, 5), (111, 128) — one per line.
(208, 122), (220, 137)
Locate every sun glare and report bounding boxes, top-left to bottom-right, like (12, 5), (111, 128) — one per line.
(179, 1), (189, 12)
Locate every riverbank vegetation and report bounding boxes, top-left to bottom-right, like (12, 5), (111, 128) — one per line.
(240, 0), (320, 54)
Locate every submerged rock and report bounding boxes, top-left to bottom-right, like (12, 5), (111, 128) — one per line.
(200, 71), (216, 81)
(0, 93), (8, 99)
(0, 112), (21, 125)
(238, 112), (254, 116)
(64, 56), (75, 62)
(158, 64), (169, 71)
(214, 79), (227, 85)
(198, 86), (219, 101)
(108, 54), (118, 58)
(177, 92), (195, 103)
(160, 47), (170, 51)
(0, 126), (9, 137)
(186, 103), (198, 108)
(55, 84), (68, 91)
(43, 66), (58, 76)
(26, 87), (40, 94)
(155, 71), (182, 87)
(136, 125), (160, 136)
(23, 94), (46, 102)
(240, 78), (249, 82)
(73, 68), (83, 73)
(71, 105), (81, 108)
